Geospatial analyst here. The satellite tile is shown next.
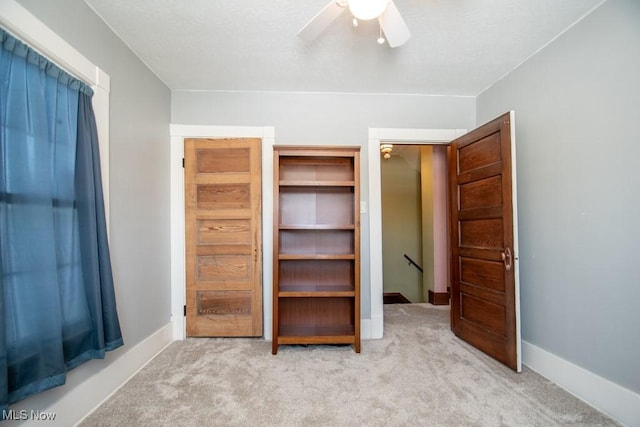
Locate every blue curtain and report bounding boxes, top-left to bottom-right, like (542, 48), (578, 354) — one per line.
(0, 28), (123, 415)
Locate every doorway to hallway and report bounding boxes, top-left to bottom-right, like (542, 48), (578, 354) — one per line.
(380, 144), (449, 305)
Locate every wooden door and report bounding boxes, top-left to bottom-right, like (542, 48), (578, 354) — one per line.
(448, 112), (521, 371)
(184, 138), (262, 337)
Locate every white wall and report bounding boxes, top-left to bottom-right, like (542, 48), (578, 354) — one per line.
(172, 90), (476, 318)
(477, 0), (640, 399)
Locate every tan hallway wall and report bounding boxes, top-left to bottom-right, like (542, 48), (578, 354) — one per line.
(381, 146), (424, 302)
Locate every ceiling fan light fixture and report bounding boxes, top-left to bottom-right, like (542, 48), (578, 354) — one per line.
(349, 0), (390, 21)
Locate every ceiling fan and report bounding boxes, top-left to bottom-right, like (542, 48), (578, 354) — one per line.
(297, 0), (411, 48)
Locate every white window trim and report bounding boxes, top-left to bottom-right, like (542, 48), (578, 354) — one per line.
(0, 0), (111, 232)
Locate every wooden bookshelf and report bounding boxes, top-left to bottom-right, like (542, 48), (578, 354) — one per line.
(272, 147), (360, 354)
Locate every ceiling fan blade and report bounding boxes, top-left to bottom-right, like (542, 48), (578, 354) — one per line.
(297, 1), (347, 42)
(379, 0), (410, 48)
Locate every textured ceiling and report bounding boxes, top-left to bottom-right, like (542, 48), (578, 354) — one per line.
(84, 0), (604, 96)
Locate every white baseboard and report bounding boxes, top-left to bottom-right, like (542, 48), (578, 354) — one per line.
(366, 314), (384, 340)
(361, 319), (372, 340)
(70, 322), (175, 426)
(13, 322), (175, 427)
(263, 315), (272, 342)
(172, 312), (185, 341)
(522, 340), (640, 426)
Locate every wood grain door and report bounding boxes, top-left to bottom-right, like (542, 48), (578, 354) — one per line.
(184, 138), (262, 337)
(448, 112), (521, 371)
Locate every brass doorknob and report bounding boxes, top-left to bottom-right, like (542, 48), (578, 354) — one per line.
(501, 247), (512, 271)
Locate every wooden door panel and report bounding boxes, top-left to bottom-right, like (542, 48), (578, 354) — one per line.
(196, 147), (250, 173)
(185, 138), (262, 337)
(460, 294), (506, 337)
(197, 290), (253, 316)
(449, 112), (520, 371)
(197, 254), (252, 282)
(460, 258), (505, 292)
(459, 176), (503, 210)
(459, 219), (504, 248)
(458, 132), (502, 172)
(196, 219), (251, 245)
(196, 184), (251, 210)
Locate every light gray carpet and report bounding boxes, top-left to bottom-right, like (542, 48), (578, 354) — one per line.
(81, 304), (617, 426)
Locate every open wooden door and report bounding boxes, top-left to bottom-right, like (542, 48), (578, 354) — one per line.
(184, 138), (262, 337)
(448, 112), (521, 371)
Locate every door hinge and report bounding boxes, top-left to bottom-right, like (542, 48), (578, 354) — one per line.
(183, 305), (187, 316)
(182, 158), (185, 168)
